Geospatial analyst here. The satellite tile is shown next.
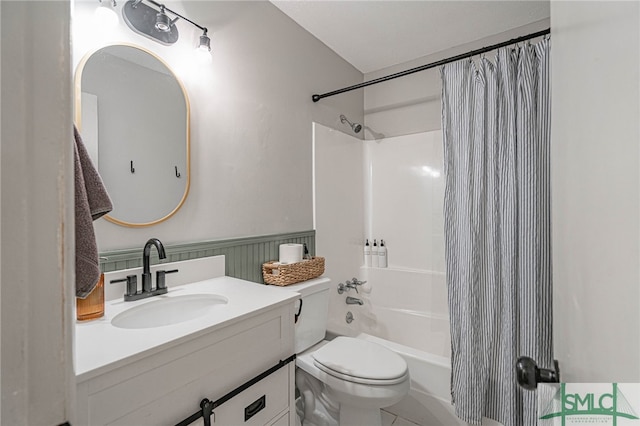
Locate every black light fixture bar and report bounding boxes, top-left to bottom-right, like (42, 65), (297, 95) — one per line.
(144, 0), (207, 33)
(312, 28), (550, 103)
(123, 0), (210, 49)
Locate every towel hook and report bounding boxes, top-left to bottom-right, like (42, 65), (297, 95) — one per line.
(130, 161), (135, 174)
(175, 166), (181, 178)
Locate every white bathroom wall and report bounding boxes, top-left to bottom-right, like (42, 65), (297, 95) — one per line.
(72, 0), (364, 251)
(550, 1), (640, 382)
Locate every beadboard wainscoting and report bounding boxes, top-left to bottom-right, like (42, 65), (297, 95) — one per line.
(100, 231), (316, 284)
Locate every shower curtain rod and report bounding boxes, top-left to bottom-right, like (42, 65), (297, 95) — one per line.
(311, 28), (550, 103)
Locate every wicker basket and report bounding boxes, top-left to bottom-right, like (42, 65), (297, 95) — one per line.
(262, 257), (325, 286)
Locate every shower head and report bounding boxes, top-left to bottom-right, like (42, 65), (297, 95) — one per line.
(340, 114), (362, 134)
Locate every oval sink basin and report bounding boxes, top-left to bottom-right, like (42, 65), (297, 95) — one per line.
(111, 294), (228, 329)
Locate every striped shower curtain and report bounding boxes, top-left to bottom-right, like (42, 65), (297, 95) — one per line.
(441, 39), (552, 426)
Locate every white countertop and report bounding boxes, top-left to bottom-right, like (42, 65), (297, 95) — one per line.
(75, 276), (299, 382)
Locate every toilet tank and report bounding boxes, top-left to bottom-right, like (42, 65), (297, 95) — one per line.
(274, 277), (331, 353)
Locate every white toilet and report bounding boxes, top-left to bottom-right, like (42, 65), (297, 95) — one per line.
(277, 277), (410, 426)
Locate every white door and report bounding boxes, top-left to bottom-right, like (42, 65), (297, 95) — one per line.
(0, 2), (75, 424)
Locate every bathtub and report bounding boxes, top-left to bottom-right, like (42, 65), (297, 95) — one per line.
(357, 333), (503, 426)
(329, 267), (451, 358)
(324, 267), (503, 425)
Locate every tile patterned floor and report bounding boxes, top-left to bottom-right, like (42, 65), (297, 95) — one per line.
(382, 409), (421, 426)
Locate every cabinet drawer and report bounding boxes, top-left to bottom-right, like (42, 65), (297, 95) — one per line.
(212, 365), (289, 425)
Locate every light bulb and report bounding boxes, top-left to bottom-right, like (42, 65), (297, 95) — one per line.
(155, 8), (171, 32)
(195, 32), (212, 64)
(94, 1), (119, 28)
(195, 45), (212, 64)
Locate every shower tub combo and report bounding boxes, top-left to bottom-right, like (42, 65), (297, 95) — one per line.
(314, 124), (502, 425)
(333, 267), (502, 426)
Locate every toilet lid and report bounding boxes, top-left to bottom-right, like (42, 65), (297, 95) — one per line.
(312, 337), (408, 385)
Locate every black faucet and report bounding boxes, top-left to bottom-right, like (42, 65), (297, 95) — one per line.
(109, 238), (178, 301)
(142, 238), (166, 293)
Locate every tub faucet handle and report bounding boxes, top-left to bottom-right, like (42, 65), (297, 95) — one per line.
(351, 277), (367, 288)
(337, 281), (352, 294)
(338, 278), (368, 294)
(338, 281), (356, 294)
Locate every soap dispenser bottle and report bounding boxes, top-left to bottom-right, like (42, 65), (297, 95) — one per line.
(364, 239), (372, 266)
(379, 240), (388, 268)
(76, 273), (105, 321)
(372, 239), (379, 268)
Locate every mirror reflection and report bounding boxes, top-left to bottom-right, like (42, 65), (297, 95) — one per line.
(76, 44), (190, 227)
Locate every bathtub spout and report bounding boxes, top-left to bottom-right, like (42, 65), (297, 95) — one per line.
(346, 296), (363, 305)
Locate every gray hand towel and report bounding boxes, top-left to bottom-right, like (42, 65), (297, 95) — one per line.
(75, 125), (113, 298)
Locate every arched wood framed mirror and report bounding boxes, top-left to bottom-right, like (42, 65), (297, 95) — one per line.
(75, 43), (190, 227)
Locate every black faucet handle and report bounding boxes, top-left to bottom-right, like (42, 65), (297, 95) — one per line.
(156, 268), (178, 291)
(110, 275), (138, 298)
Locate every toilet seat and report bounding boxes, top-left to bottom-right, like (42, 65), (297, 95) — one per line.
(296, 338), (411, 415)
(312, 337), (408, 385)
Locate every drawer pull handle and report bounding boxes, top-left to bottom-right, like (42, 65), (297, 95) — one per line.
(244, 395), (266, 421)
(200, 399), (214, 426)
(174, 355), (295, 426)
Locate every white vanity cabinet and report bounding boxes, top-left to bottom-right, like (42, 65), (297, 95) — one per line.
(208, 364), (291, 426)
(75, 273), (298, 426)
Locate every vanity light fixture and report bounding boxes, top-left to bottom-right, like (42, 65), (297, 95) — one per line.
(122, 0), (212, 62)
(198, 29), (211, 52)
(195, 29), (213, 64)
(154, 6), (177, 33)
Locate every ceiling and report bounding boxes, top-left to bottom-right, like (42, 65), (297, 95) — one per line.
(270, 1), (550, 74)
